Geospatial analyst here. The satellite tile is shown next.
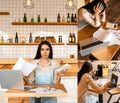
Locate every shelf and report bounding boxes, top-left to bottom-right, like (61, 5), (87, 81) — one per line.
(12, 22), (77, 25)
(0, 42), (65, 45)
(0, 12), (9, 15)
(67, 43), (78, 45)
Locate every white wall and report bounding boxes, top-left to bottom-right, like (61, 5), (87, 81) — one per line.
(0, 0), (77, 58)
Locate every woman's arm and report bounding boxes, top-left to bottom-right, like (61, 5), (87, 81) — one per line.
(87, 74), (110, 94)
(100, 10), (106, 22)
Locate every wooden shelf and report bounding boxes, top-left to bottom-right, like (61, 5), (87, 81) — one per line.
(12, 22), (77, 25)
(67, 43), (78, 45)
(0, 12), (9, 15)
(0, 42), (65, 45)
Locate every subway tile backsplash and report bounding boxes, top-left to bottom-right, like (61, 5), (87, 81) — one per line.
(0, 0), (77, 59)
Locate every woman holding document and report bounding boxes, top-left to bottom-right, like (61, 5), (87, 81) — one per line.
(24, 40), (65, 103)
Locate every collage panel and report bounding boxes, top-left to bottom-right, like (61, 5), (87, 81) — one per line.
(78, 0), (120, 103)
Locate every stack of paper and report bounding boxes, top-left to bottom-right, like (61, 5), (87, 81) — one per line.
(93, 27), (113, 42)
(12, 57), (36, 76)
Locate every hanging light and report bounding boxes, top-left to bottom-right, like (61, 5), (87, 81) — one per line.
(23, 0), (34, 9)
(65, 0), (76, 11)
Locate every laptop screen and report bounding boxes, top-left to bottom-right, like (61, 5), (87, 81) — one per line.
(0, 70), (24, 90)
(110, 73), (118, 88)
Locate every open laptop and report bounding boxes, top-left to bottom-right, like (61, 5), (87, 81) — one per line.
(109, 73), (118, 88)
(0, 70), (24, 90)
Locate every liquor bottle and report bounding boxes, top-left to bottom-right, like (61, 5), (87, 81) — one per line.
(23, 13), (27, 22)
(57, 13), (61, 22)
(62, 16), (65, 22)
(15, 32), (18, 43)
(71, 13), (74, 22)
(29, 33), (33, 43)
(44, 17), (47, 22)
(68, 32), (72, 43)
(67, 13), (70, 23)
(37, 14), (41, 22)
(74, 13), (77, 22)
(31, 16), (34, 22)
(72, 33), (76, 43)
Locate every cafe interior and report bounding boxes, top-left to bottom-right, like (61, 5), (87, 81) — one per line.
(0, 0), (120, 103)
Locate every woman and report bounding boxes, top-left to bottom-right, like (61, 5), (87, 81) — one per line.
(78, 0), (109, 28)
(24, 40), (62, 103)
(78, 61), (110, 103)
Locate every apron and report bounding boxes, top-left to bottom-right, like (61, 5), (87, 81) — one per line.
(30, 63), (57, 103)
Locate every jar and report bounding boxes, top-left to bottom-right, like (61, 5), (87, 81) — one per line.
(58, 35), (62, 43)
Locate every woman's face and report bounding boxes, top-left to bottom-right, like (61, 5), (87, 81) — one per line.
(40, 44), (50, 59)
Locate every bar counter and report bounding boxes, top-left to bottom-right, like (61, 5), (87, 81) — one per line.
(0, 58), (79, 76)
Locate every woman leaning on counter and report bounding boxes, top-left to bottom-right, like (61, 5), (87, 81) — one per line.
(24, 40), (65, 103)
(78, 62), (110, 103)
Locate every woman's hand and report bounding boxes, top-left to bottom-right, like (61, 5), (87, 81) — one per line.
(94, 3), (104, 15)
(104, 81), (111, 89)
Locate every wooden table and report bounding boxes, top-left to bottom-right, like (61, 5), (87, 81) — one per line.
(91, 44), (120, 60)
(0, 84), (67, 97)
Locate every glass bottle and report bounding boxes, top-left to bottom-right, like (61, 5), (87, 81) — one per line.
(44, 17), (47, 22)
(31, 16), (34, 22)
(68, 32), (72, 43)
(29, 33), (33, 43)
(58, 35), (62, 43)
(62, 16), (65, 23)
(67, 13), (70, 23)
(74, 13), (77, 22)
(37, 14), (41, 22)
(71, 13), (74, 22)
(57, 13), (61, 22)
(15, 32), (18, 43)
(23, 13), (27, 22)
(72, 33), (76, 43)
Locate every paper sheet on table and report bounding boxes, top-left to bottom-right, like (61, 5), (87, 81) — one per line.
(30, 87), (64, 94)
(93, 27), (113, 42)
(12, 57), (36, 76)
(95, 78), (109, 86)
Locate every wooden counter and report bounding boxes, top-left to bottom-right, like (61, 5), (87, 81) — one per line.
(0, 58), (78, 76)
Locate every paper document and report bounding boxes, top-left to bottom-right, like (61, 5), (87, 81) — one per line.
(30, 87), (64, 94)
(12, 57), (36, 76)
(93, 27), (113, 42)
(95, 78), (109, 86)
(55, 63), (71, 73)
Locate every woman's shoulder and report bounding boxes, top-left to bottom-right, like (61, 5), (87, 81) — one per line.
(50, 59), (60, 65)
(82, 73), (91, 79)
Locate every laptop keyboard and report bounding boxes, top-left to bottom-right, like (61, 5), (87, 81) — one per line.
(81, 41), (103, 49)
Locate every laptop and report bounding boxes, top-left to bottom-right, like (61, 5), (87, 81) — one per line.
(109, 73), (118, 88)
(0, 70), (24, 90)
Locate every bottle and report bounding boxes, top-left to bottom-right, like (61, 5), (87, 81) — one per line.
(23, 13), (27, 22)
(29, 33), (33, 43)
(68, 32), (72, 43)
(71, 13), (74, 22)
(44, 17), (47, 22)
(72, 33), (76, 43)
(31, 15), (34, 22)
(62, 16), (65, 22)
(15, 32), (18, 43)
(67, 13), (70, 23)
(37, 14), (41, 22)
(58, 35), (62, 43)
(1, 36), (4, 43)
(74, 13), (77, 22)
(57, 13), (61, 22)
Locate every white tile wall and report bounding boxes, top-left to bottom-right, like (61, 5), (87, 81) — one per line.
(0, 0), (78, 58)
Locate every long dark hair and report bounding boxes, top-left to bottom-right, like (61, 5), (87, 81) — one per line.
(34, 40), (53, 59)
(78, 62), (93, 84)
(82, 0), (106, 14)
